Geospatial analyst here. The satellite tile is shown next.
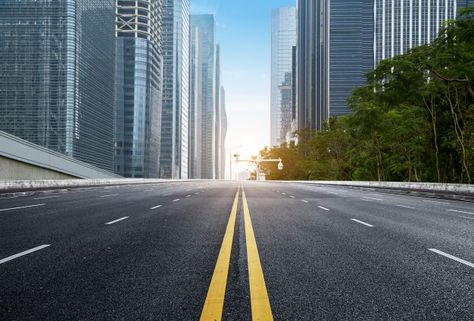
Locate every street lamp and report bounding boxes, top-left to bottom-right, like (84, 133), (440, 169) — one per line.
(278, 161), (284, 171)
(234, 156), (284, 180)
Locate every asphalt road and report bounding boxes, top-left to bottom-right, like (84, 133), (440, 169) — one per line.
(0, 181), (473, 320)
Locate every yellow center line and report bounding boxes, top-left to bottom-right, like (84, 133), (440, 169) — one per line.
(200, 187), (240, 321)
(242, 188), (274, 321)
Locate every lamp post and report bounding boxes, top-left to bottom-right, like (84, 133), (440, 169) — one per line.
(234, 155), (284, 181)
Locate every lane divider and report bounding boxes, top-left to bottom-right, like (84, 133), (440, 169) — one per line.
(242, 189), (274, 321)
(0, 244), (51, 265)
(428, 249), (474, 268)
(200, 188), (240, 321)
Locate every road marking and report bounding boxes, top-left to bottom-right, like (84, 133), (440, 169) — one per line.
(242, 189), (274, 321)
(351, 219), (374, 228)
(289, 195), (295, 199)
(362, 197), (383, 202)
(173, 199), (180, 202)
(318, 206), (330, 211)
(276, 190), (280, 193)
(186, 195), (191, 198)
(100, 194), (118, 198)
(195, 192), (200, 195)
(301, 200), (309, 203)
(428, 249), (474, 268)
(423, 200), (450, 205)
(144, 190), (154, 192)
(0, 203), (46, 212)
(281, 192), (286, 195)
(447, 209), (474, 216)
(0, 245), (51, 265)
(200, 189), (240, 321)
(105, 217), (129, 225)
(33, 196), (60, 200)
(459, 216), (474, 221)
(150, 205), (162, 210)
(395, 204), (415, 209)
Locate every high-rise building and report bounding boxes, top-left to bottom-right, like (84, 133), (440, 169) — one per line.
(271, 7), (297, 146)
(219, 86), (227, 180)
(189, 15), (217, 179)
(115, 0), (163, 178)
(374, 0), (473, 65)
(0, 0), (116, 171)
(160, 0), (190, 179)
(296, 0), (471, 133)
(214, 44), (223, 179)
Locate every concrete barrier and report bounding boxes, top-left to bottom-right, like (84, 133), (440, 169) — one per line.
(0, 179), (202, 193)
(265, 180), (474, 202)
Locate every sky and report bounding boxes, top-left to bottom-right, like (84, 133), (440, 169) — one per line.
(191, 0), (296, 166)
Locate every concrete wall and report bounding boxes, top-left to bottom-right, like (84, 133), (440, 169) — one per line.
(0, 156), (76, 180)
(0, 130), (120, 179)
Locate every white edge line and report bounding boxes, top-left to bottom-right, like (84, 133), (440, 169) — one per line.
(351, 219), (374, 227)
(428, 249), (474, 268)
(105, 216), (129, 225)
(0, 245), (51, 265)
(150, 205), (163, 210)
(395, 204), (415, 209)
(33, 196), (60, 200)
(447, 209), (474, 216)
(362, 197), (383, 201)
(318, 206), (330, 211)
(0, 203), (46, 212)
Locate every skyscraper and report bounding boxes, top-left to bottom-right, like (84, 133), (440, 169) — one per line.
(214, 44), (223, 179)
(115, 0), (163, 178)
(296, 0), (470, 133)
(160, 0), (190, 179)
(374, 0), (473, 65)
(271, 7), (297, 146)
(219, 86), (227, 180)
(0, 0), (116, 171)
(189, 15), (217, 179)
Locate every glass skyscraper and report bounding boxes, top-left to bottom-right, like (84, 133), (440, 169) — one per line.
(0, 0), (116, 171)
(374, 0), (473, 65)
(271, 7), (297, 146)
(190, 15), (216, 179)
(160, 0), (190, 179)
(115, 0), (163, 178)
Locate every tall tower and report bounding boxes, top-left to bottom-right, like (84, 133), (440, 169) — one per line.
(189, 15), (217, 179)
(374, 0), (472, 65)
(0, 0), (116, 171)
(271, 7), (297, 146)
(115, 0), (164, 178)
(160, 0), (190, 179)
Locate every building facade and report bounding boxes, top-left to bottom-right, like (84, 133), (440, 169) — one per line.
(115, 0), (163, 178)
(297, 0), (471, 133)
(219, 86), (227, 179)
(189, 15), (217, 179)
(159, 0), (190, 179)
(0, 0), (116, 171)
(271, 7), (297, 146)
(374, 0), (473, 65)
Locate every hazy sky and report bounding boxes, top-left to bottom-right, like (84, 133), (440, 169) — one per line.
(191, 0), (296, 161)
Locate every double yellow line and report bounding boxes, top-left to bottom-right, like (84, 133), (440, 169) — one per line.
(200, 186), (273, 321)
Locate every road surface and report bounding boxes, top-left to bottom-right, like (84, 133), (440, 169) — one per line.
(0, 181), (473, 320)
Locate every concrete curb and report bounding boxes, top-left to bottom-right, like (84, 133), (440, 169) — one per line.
(264, 181), (474, 202)
(0, 179), (203, 194)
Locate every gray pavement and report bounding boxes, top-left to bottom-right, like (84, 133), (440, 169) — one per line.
(0, 181), (472, 320)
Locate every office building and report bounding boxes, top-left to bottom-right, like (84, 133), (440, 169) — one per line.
(271, 7), (297, 146)
(159, 0), (190, 179)
(189, 15), (217, 179)
(115, 0), (164, 178)
(219, 86), (227, 179)
(374, 0), (473, 64)
(0, 0), (116, 171)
